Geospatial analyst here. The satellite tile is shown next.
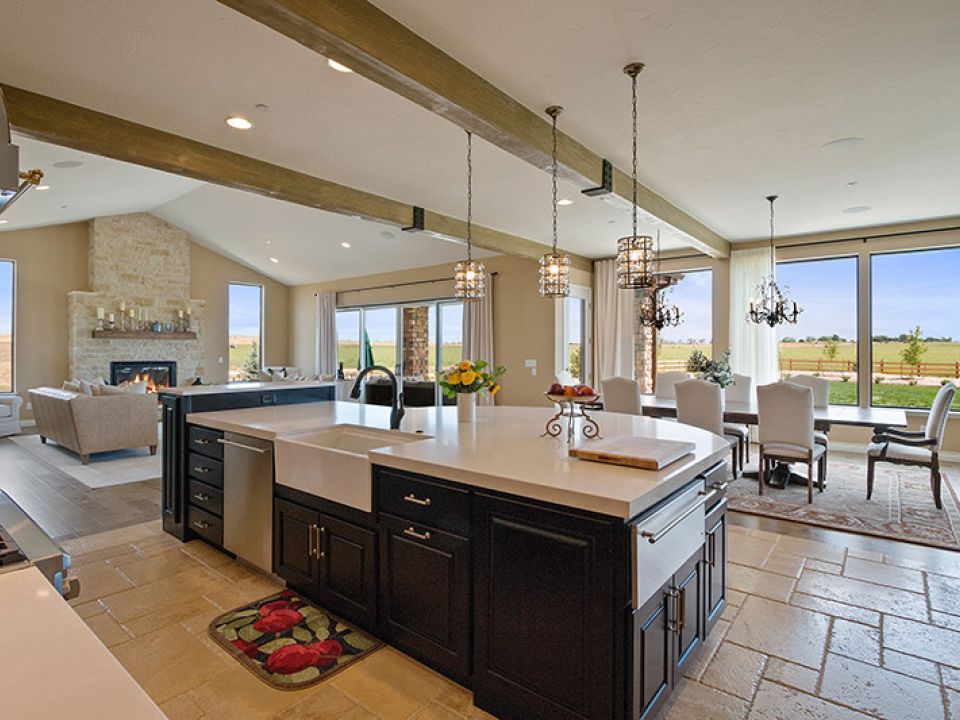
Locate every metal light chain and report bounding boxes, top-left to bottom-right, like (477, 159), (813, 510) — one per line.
(768, 195), (777, 275)
(551, 111), (559, 253)
(631, 68), (638, 241)
(466, 130), (473, 262)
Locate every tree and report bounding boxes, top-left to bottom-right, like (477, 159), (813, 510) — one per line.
(901, 326), (927, 373)
(240, 342), (261, 381)
(822, 338), (840, 362)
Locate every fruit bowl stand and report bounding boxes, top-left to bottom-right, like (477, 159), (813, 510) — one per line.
(542, 394), (602, 443)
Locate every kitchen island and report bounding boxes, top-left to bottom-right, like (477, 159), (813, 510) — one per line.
(182, 402), (730, 720)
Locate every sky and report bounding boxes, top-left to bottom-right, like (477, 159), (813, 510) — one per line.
(871, 248), (960, 339)
(775, 257), (858, 341)
(0, 262), (11, 335)
(228, 283), (263, 339)
(659, 269), (712, 344)
(337, 303), (464, 344)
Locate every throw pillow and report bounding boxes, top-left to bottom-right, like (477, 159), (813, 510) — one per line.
(279, 367), (288, 378)
(96, 384), (125, 396)
(79, 379), (95, 395)
(62, 380), (81, 393)
(120, 380), (148, 394)
(258, 371), (274, 382)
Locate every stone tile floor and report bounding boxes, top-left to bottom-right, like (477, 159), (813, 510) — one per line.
(63, 517), (960, 720)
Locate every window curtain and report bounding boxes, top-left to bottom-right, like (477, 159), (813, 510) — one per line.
(592, 258), (635, 382)
(314, 292), (338, 377)
(463, 278), (495, 405)
(729, 248), (778, 387)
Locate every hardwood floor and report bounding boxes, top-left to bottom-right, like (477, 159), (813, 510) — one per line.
(0, 436), (161, 543)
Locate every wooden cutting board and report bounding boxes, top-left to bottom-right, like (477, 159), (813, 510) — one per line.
(569, 436), (696, 470)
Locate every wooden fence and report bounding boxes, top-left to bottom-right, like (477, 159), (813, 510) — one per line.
(660, 357), (960, 378)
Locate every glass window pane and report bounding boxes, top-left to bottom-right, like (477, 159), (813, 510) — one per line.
(564, 297), (584, 383)
(336, 309), (361, 376)
(776, 257), (858, 405)
(0, 261), (12, 392)
(363, 307), (398, 374)
(657, 269), (712, 372)
(228, 283), (263, 381)
(439, 303), (463, 370)
(871, 248), (960, 410)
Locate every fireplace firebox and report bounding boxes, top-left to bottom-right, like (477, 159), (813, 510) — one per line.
(110, 361), (177, 392)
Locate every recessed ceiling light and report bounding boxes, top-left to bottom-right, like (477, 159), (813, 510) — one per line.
(379, 230), (395, 240)
(846, 180), (859, 187)
(842, 205), (871, 214)
(226, 116), (253, 130)
(254, 103), (270, 112)
(341, 242), (352, 248)
(265, 239), (272, 244)
(36, 185), (50, 191)
(269, 257), (279, 263)
(0, 220), (8, 225)
(820, 137), (865, 151)
(52, 160), (84, 169)
(328, 59), (354, 73)
(557, 198), (573, 206)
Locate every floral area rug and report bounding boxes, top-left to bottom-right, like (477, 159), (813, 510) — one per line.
(208, 590), (382, 689)
(727, 455), (960, 550)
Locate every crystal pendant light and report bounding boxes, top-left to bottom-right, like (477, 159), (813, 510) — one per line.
(454, 131), (486, 301)
(616, 62), (656, 290)
(637, 231), (683, 329)
(539, 106), (572, 298)
(747, 195), (802, 327)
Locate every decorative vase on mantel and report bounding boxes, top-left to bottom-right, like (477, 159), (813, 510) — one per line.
(457, 392), (476, 423)
(439, 360), (506, 424)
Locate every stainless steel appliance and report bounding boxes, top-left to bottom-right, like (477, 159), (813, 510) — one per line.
(0, 490), (79, 598)
(220, 432), (274, 573)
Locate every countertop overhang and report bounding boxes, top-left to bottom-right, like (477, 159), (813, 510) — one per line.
(187, 402), (729, 519)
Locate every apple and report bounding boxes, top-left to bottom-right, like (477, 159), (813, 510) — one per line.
(548, 383), (563, 395)
(562, 386), (576, 397)
(578, 386), (595, 396)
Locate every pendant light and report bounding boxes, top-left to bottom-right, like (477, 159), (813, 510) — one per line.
(616, 62), (656, 290)
(454, 130), (486, 300)
(637, 231), (683, 329)
(539, 105), (572, 298)
(747, 195), (801, 326)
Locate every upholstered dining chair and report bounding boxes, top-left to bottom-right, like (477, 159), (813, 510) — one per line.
(757, 382), (826, 504)
(868, 381), (956, 509)
(601, 377), (644, 415)
(676, 379), (741, 478)
(722, 373), (752, 469)
(786, 374), (830, 449)
(655, 371), (691, 400)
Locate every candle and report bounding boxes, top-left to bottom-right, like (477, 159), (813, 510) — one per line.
(178, 310), (184, 319)
(120, 301), (126, 312)
(129, 308), (135, 318)
(108, 313), (115, 323)
(97, 307), (104, 320)
(186, 307), (192, 316)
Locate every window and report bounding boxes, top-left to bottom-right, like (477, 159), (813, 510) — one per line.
(363, 306), (399, 373)
(228, 283), (263, 381)
(657, 269), (712, 372)
(336, 309), (361, 374)
(776, 257), (858, 405)
(556, 285), (592, 385)
(871, 247), (960, 410)
(0, 261), (13, 392)
(438, 302), (463, 375)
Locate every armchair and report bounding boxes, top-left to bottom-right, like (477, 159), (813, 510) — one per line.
(868, 382), (956, 508)
(0, 393), (22, 436)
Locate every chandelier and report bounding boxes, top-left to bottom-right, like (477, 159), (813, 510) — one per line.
(454, 130), (486, 300)
(539, 105), (572, 298)
(637, 246), (683, 329)
(616, 62), (656, 290)
(747, 195), (801, 327)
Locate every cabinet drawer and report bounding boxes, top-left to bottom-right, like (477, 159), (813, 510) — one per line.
(188, 506), (223, 546)
(188, 453), (223, 488)
(376, 469), (470, 536)
(188, 479), (223, 517)
(188, 426), (223, 460)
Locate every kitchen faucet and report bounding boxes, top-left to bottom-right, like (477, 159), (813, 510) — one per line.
(349, 365), (405, 430)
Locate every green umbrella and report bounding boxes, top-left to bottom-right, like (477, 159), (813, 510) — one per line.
(363, 330), (375, 368)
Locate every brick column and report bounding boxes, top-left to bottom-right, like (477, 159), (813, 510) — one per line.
(633, 290), (657, 394)
(402, 307), (431, 377)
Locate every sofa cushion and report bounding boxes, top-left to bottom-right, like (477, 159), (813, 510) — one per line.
(0, 405), (11, 418)
(62, 380), (82, 393)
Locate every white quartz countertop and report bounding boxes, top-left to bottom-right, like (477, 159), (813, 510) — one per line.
(161, 380), (335, 396)
(187, 402), (729, 519)
(0, 567), (167, 720)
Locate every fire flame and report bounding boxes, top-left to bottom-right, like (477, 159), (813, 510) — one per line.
(129, 373), (167, 393)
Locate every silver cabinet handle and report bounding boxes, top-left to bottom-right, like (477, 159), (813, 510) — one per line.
(711, 481), (730, 493)
(308, 523), (317, 559)
(641, 490), (715, 544)
(403, 494), (431, 506)
(403, 527), (431, 541)
(193, 492), (210, 502)
(194, 438), (210, 445)
(191, 520), (211, 530)
(217, 438), (269, 454)
(318, 526), (325, 559)
(192, 465), (209, 474)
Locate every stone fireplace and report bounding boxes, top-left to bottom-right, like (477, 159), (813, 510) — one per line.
(110, 360), (177, 392)
(67, 213), (205, 385)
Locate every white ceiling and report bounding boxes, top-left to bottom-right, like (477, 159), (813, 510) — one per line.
(372, 0), (960, 240)
(0, 0), (678, 263)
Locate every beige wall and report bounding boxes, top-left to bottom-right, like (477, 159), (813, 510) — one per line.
(290, 256), (593, 407)
(0, 219), (290, 413)
(190, 243), (290, 384)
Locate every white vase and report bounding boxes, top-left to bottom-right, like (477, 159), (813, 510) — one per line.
(457, 393), (477, 423)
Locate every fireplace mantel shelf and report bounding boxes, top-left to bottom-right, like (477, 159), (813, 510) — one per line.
(92, 330), (197, 340)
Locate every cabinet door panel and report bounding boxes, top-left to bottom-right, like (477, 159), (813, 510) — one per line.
(318, 513), (377, 629)
(379, 514), (471, 682)
(704, 500), (728, 635)
(274, 499), (319, 590)
(674, 552), (703, 674)
(632, 582), (673, 720)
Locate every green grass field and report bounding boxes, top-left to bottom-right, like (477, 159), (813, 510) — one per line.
(336, 342), (463, 375)
(0, 336), (10, 392)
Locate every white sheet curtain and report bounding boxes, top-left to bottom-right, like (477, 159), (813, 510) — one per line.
(592, 258), (635, 382)
(463, 278), (495, 405)
(729, 248), (778, 387)
(314, 292), (338, 377)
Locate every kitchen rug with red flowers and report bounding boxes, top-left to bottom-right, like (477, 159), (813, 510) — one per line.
(208, 590), (383, 689)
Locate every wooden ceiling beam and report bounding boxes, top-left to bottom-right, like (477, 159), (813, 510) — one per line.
(1, 84), (591, 271)
(217, 0), (730, 259)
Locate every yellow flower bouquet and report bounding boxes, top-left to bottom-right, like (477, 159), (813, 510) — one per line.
(438, 360), (505, 399)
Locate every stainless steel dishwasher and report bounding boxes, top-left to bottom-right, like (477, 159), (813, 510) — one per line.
(218, 432), (274, 573)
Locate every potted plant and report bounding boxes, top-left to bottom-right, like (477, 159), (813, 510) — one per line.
(686, 349), (734, 389)
(439, 360), (505, 423)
